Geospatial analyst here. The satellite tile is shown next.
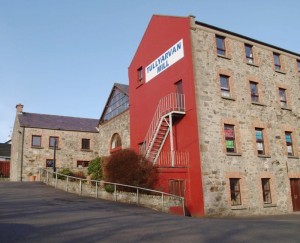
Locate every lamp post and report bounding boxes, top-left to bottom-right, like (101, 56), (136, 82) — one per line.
(53, 138), (57, 172)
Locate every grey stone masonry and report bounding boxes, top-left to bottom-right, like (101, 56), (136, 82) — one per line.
(191, 17), (300, 216)
(98, 110), (130, 157)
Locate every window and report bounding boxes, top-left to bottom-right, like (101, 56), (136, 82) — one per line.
(103, 88), (129, 122)
(77, 161), (89, 168)
(224, 124), (236, 153)
(273, 53), (281, 71)
(111, 133), (122, 150)
(261, 178), (272, 204)
(250, 81), (259, 102)
(230, 178), (241, 206)
(32, 135), (41, 147)
(297, 60), (300, 73)
(285, 132), (294, 156)
(220, 75), (230, 98)
(255, 128), (265, 155)
(137, 67), (143, 83)
(168, 179), (185, 197)
(49, 136), (59, 148)
(245, 44), (254, 64)
(46, 159), (54, 168)
(81, 139), (90, 150)
(279, 88), (287, 108)
(216, 35), (226, 56)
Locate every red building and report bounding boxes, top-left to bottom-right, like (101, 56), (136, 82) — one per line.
(129, 15), (300, 217)
(129, 15), (204, 216)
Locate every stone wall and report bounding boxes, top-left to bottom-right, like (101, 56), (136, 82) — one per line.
(39, 169), (184, 214)
(98, 110), (130, 156)
(11, 123), (99, 181)
(191, 19), (300, 216)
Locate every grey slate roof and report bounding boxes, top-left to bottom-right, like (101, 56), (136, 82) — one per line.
(115, 83), (129, 95)
(0, 143), (11, 157)
(18, 113), (99, 133)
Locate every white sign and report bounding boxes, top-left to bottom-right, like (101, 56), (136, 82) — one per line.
(145, 39), (184, 83)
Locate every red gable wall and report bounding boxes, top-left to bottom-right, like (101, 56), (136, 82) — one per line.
(129, 15), (204, 216)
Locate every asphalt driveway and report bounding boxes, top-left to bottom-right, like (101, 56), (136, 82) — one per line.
(0, 182), (299, 243)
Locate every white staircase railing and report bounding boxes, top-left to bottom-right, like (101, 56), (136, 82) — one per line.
(143, 93), (185, 161)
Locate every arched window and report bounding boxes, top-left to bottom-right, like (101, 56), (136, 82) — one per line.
(111, 133), (122, 152)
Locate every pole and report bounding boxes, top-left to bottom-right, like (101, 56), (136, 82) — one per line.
(53, 138), (57, 172)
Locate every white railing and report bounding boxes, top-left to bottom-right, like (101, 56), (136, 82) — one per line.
(143, 93), (185, 158)
(156, 151), (189, 167)
(39, 168), (186, 216)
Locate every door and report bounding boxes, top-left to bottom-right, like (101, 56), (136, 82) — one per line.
(175, 80), (184, 111)
(290, 179), (300, 211)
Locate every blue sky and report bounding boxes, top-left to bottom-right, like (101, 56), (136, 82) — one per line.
(0, 0), (299, 142)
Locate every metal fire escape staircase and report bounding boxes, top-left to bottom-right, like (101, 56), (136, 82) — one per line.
(142, 93), (186, 165)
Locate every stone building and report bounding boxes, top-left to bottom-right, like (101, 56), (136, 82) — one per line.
(128, 15), (300, 216)
(98, 83), (130, 156)
(10, 82), (130, 182)
(10, 104), (99, 181)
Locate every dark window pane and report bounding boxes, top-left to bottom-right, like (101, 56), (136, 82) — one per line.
(32, 136), (41, 147)
(250, 82), (259, 102)
(273, 53), (281, 70)
(82, 139), (90, 150)
(216, 36), (226, 55)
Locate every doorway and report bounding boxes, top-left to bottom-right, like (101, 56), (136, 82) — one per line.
(290, 179), (300, 211)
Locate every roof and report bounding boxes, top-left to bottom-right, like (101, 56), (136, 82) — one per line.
(18, 113), (99, 133)
(0, 143), (11, 157)
(114, 83), (129, 95)
(195, 20), (300, 57)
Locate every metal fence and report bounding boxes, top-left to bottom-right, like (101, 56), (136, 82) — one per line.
(39, 168), (186, 216)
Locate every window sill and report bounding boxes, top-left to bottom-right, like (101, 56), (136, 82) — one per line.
(246, 62), (259, 67)
(231, 205), (247, 210)
(31, 146), (44, 149)
(110, 146), (122, 154)
(275, 69), (286, 74)
(281, 107), (292, 111)
(136, 82), (143, 89)
(258, 155), (271, 158)
(49, 147), (61, 150)
(81, 149), (92, 152)
(251, 102), (265, 107)
(287, 156), (299, 159)
(226, 153), (242, 157)
(217, 54), (231, 60)
(221, 96), (235, 101)
(263, 203), (277, 208)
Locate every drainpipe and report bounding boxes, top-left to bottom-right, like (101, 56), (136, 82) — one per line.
(20, 127), (25, 181)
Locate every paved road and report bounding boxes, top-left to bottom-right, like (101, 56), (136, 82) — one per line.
(0, 182), (299, 243)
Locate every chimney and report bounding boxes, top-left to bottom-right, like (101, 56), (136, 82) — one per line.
(16, 103), (24, 114)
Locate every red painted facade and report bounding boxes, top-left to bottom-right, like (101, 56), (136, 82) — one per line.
(129, 15), (204, 216)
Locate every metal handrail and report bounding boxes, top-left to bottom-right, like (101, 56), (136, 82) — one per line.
(39, 168), (186, 216)
(143, 93), (185, 158)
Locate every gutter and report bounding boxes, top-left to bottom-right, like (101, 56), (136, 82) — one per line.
(20, 127), (25, 181)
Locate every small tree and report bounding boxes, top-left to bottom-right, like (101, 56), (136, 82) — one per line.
(105, 149), (157, 189)
(88, 157), (103, 181)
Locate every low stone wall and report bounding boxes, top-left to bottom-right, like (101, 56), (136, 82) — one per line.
(39, 171), (184, 215)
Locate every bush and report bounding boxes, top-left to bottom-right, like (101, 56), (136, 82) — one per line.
(72, 171), (86, 179)
(104, 184), (115, 193)
(105, 149), (157, 189)
(88, 157), (103, 181)
(57, 168), (73, 180)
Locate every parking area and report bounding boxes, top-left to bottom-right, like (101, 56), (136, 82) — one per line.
(0, 182), (299, 242)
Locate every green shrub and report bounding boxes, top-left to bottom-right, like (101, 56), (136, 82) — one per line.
(105, 149), (157, 189)
(104, 184), (115, 193)
(88, 157), (103, 181)
(57, 168), (73, 180)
